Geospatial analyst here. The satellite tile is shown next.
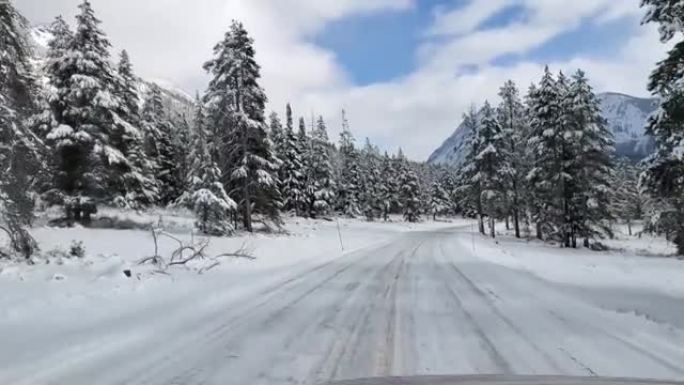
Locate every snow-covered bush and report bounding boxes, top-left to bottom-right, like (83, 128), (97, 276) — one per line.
(190, 163), (237, 236)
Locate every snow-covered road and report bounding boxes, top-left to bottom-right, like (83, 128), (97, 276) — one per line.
(3, 226), (684, 384)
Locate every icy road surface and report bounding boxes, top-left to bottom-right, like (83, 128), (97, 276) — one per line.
(3, 227), (684, 384)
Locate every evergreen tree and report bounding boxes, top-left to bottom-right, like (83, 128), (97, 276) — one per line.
(0, 1), (39, 257)
(109, 51), (156, 208)
(116, 50), (140, 124)
(142, 84), (181, 205)
(476, 101), (508, 238)
(269, 111), (285, 157)
(176, 94), (209, 207)
(497, 80), (527, 238)
(429, 180), (449, 220)
(440, 168), (460, 215)
(203, 21), (281, 231)
(45, 1), (142, 217)
(360, 138), (382, 221)
(640, 0), (684, 254)
(279, 105), (306, 216)
(190, 131), (237, 236)
(613, 159), (646, 236)
(337, 111), (362, 217)
(400, 164), (421, 223)
(378, 152), (398, 221)
(297, 117), (307, 144)
(526, 66), (564, 240)
(303, 116), (336, 217)
(173, 113), (192, 199)
(457, 106), (486, 234)
(564, 70), (615, 245)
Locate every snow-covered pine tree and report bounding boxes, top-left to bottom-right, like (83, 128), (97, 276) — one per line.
(378, 152), (398, 221)
(192, 164), (237, 236)
(399, 162), (421, 223)
(176, 94), (209, 208)
(613, 159), (646, 236)
(269, 111), (285, 158)
(337, 111), (362, 217)
(30, 16), (72, 201)
(639, 0), (684, 254)
(497, 80), (527, 238)
(360, 138), (382, 221)
(109, 50), (156, 208)
(172, 113), (192, 200)
(116, 50), (140, 124)
(141, 83), (165, 159)
(44, 15), (72, 89)
(440, 168), (459, 215)
(141, 84), (181, 206)
(303, 116), (336, 218)
(476, 101), (508, 238)
(526, 66), (564, 241)
(45, 0), (142, 219)
(189, 126), (237, 236)
(457, 106), (486, 234)
(203, 21), (281, 231)
(428, 180), (449, 221)
(297, 117), (307, 145)
(392, 148), (410, 216)
(564, 69), (615, 246)
(278, 104), (306, 216)
(0, 1), (40, 258)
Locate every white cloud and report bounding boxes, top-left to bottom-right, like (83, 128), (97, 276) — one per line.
(14, 0), (667, 161)
(427, 0), (514, 37)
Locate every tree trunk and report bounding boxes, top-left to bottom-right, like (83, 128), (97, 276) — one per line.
(536, 222), (542, 240)
(627, 220), (632, 236)
(513, 209), (521, 239)
(478, 214), (485, 235)
(490, 217), (496, 238)
(243, 187), (252, 232)
(505, 216), (510, 230)
(675, 224), (684, 256)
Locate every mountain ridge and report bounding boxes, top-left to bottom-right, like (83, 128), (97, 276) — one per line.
(27, 25), (195, 119)
(427, 92), (658, 166)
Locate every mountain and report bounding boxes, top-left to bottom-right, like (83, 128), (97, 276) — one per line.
(28, 25), (195, 119)
(427, 92), (659, 166)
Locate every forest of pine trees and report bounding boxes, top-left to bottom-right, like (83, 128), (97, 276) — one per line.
(0, 0), (445, 257)
(1, 0), (683, 259)
(455, 68), (617, 248)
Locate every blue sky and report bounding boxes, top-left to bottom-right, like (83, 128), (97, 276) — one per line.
(315, 1), (640, 87)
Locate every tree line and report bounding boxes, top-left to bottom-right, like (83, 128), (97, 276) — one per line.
(0, 1), (440, 260)
(1, 0), (683, 258)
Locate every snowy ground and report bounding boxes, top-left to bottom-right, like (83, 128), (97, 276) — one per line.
(1, 212), (684, 384)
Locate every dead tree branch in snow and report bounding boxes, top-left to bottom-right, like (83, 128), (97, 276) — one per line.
(137, 228), (255, 275)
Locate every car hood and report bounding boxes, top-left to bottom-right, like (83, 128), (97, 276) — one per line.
(328, 375), (683, 385)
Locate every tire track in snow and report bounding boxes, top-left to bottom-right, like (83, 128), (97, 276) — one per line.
(322, 241), (424, 382)
(431, 237), (514, 374)
(117, 240), (400, 385)
(438, 237), (566, 373)
(547, 309), (684, 376)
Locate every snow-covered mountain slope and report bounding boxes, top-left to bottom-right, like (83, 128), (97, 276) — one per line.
(427, 92), (659, 166)
(28, 25), (195, 118)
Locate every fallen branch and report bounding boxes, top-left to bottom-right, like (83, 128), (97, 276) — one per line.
(198, 261), (220, 274)
(168, 243), (210, 266)
(137, 229), (255, 275)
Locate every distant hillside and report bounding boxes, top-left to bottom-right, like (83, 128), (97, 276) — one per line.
(28, 25), (195, 119)
(428, 92), (658, 166)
